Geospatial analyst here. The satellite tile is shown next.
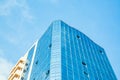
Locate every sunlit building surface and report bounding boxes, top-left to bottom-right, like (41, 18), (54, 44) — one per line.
(9, 20), (117, 80)
(8, 54), (28, 80)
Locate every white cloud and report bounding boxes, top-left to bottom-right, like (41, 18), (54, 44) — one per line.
(0, 57), (14, 80)
(50, 0), (60, 4)
(0, 0), (16, 16)
(22, 9), (34, 22)
(4, 34), (19, 45)
(0, 49), (4, 56)
(0, 0), (34, 21)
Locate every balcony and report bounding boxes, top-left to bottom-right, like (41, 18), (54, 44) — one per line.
(13, 77), (19, 80)
(15, 70), (22, 76)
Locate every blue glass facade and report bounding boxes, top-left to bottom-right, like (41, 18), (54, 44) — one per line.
(23, 20), (117, 80)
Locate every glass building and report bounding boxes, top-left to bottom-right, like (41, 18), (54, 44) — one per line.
(10, 20), (117, 80)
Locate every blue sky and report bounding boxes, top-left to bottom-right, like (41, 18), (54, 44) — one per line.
(0, 0), (120, 79)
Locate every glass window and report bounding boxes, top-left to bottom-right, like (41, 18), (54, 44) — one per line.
(82, 61), (87, 67)
(33, 78), (35, 80)
(35, 60), (38, 65)
(46, 70), (50, 75)
(84, 71), (89, 77)
(99, 50), (103, 54)
(77, 35), (80, 39)
(49, 44), (52, 48)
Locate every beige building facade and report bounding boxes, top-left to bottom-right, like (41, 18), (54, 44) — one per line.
(8, 54), (28, 80)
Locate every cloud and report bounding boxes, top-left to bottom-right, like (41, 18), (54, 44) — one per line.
(0, 57), (14, 80)
(50, 0), (60, 5)
(0, 49), (4, 56)
(0, 0), (34, 21)
(0, 0), (16, 16)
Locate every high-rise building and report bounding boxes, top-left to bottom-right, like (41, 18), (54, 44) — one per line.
(8, 54), (28, 80)
(9, 20), (117, 80)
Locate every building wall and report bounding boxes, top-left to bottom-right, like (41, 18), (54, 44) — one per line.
(61, 21), (117, 80)
(17, 20), (116, 80)
(8, 56), (28, 80)
(23, 45), (35, 80)
(26, 25), (52, 80)
(50, 21), (61, 80)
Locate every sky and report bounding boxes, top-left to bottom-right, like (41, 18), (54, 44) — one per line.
(0, 0), (120, 79)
